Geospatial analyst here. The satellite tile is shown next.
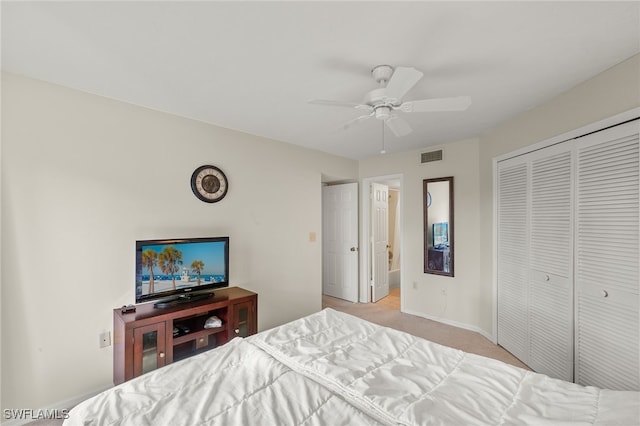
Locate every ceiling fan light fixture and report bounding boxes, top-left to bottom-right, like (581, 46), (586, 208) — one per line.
(375, 106), (391, 120)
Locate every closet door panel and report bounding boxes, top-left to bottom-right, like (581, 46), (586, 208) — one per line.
(575, 121), (639, 391)
(528, 147), (574, 381)
(496, 160), (529, 364)
(577, 283), (638, 390)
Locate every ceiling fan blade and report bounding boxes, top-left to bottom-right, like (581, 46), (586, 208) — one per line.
(385, 115), (412, 137)
(342, 112), (374, 130)
(400, 96), (472, 113)
(308, 98), (366, 109)
(384, 67), (424, 103)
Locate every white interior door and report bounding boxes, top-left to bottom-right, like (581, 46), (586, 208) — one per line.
(497, 157), (530, 365)
(497, 142), (575, 381)
(527, 143), (574, 382)
(574, 120), (639, 390)
(322, 183), (358, 302)
(371, 183), (389, 302)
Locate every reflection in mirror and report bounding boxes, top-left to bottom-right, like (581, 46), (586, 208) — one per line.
(424, 177), (454, 276)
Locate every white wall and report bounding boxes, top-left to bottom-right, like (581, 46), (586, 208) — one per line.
(1, 72), (358, 412)
(359, 138), (483, 331)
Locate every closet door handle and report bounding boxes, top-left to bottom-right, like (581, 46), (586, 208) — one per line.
(602, 290), (609, 298)
(544, 274), (550, 282)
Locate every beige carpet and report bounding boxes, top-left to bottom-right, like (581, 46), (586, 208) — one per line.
(323, 288), (529, 370)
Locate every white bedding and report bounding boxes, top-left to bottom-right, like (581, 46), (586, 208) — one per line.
(66, 308), (639, 426)
(250, 309), (640, 426)
(65, 338), (384, 426)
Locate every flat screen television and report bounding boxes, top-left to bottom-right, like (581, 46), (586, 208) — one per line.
(432, 222), (449, 249)
(135, 236), (229, 306)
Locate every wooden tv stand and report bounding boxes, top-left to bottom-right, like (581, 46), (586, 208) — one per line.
(113, 286), (257, 385)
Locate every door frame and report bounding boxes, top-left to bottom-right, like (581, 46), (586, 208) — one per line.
(360, 174), (404, 308)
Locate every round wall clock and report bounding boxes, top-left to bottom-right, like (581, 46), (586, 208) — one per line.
(190, 165), (228, 203)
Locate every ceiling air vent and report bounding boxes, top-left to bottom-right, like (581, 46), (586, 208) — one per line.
(421, 149), (443, 164)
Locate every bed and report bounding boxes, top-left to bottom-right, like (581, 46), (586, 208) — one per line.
(65, 308), (639, 425)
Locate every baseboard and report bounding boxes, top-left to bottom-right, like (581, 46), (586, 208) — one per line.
(1, 385), (111, 426)
(401, 308), (495, 343)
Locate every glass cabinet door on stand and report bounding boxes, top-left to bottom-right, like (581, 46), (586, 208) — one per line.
(231, 300), (256, 338)
(133, 322), (166, 377)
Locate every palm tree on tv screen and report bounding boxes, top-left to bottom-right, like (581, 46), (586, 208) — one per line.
(141, 249), (158, 294)
(158, 246), (183, 290)
(191, 260), (205, 284)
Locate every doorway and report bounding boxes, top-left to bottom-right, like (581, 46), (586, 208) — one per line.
(361, 174), (403, 310)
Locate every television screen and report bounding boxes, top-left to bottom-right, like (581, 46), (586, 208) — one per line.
(135, 236), (229, 305)
(432, 223), (449, 248)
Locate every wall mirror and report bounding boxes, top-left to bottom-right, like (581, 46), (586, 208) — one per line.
(423, 176), (454, 276)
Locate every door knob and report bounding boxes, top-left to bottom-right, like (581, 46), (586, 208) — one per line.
(159, 352), (165, 358)
(350, 247), (358, 252)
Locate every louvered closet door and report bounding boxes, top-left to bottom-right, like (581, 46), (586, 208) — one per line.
(497, 158), (530, 364)
(527, 144), (574, 382)
(575, 120), (639, 391)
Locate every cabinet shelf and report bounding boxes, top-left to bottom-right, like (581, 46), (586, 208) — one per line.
(172, 325), (226, 346)
(113, 287), (257, 385)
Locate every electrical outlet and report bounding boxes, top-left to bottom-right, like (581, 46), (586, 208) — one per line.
(99, 331), (111, 348)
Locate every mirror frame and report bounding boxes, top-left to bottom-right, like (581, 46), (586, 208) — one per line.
(423, 176), (454, 277)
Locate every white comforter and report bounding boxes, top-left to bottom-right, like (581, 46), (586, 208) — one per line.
(250, 309), (639, 426)
(65, 337), (383, 426)
(66, 308), (639, 425)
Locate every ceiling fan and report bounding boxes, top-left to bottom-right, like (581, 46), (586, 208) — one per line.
(310, 65), (471, 137)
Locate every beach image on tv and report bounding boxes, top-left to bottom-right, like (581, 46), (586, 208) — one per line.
(138, 241), (227, 295)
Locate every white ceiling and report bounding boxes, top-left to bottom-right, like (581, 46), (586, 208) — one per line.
(2, 1), (639, 160)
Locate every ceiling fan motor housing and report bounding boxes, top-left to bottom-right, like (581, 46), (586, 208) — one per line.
(364, 88), (400, 111)
(374, 106), (391, 120)
(371, 64), (394, 85)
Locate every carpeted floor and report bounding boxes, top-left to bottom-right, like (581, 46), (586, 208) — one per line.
(323, 288), (529, 370)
